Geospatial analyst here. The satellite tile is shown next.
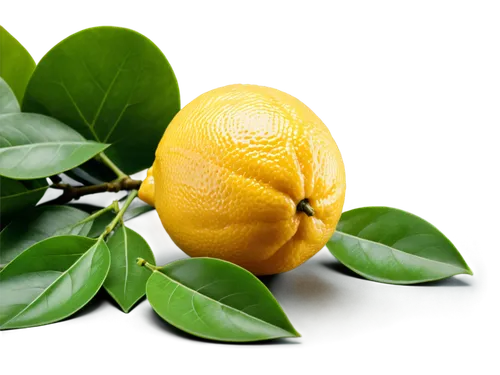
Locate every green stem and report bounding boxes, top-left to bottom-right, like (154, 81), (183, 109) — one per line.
(137, 257), (160, 272)
(79, 203), (119, 226)
(98, 152), (127, 179)
(99, 190), (138, 239)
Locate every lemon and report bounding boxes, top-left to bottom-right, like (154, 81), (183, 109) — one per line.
(139, 84), (346, 275)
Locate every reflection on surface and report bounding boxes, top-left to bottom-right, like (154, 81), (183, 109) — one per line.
(65, 211), (485, 347)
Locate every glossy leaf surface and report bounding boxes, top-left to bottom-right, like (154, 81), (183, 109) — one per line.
(23, 26), (180, 175)
(0, 236), (110, 330)
(0, 113), (109, 179)
(146, 258), (300, 342)
(0, 77), (20, 114)
(86, 210), (116, 238)
(0, 176), (47, 220)
(327, 207), (473, 284)
(0, 206), (91, 266)
(104, 226), (155, 312)
(0, 26), (36, 103)
(122, 199), (155, 221)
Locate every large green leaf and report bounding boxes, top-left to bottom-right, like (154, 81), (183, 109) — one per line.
(0, 78), (42, 224)
(0, 77), (20, 114)
(327, 207), (473, 284)
(145, 258), (300, 342)
(0, 26), (36, 103)
(0, 236), (110, 330)
(0, 113), (109, 179)
(0, 176), (47, 221)
(0, 205), (91, 266)
(104, 226), (155, 313)
(23, 26), (180, 176)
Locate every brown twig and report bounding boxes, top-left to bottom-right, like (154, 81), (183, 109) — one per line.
(47, 177), (142, 205)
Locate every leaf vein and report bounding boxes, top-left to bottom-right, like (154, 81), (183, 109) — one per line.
(0, 185), (47, 202)
(25, 121), (50, 142)
(43, 143), (63, 169)
(335, 231), (470, 272)
(58, 81), (99, 141)
(4, 126), (34, 144)
(166, 283), (179, 311)
(0, 141), (102, 151)
(122, 227), (129, 297)
(0, 135), (13, 147)
(6, 147), (31, 170)
(0, 246), (94, 327)
(158, 274), (294, 335)
(191, 294), (208, 328)
(91, 53), (132, 128)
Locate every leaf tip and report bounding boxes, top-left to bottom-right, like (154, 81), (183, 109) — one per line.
(465, 267), (473, 276)
(121, 307), (131, 314)
(293, 330), (302, 338)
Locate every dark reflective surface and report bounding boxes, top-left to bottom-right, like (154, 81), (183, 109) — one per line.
(59, 211), (485, 347)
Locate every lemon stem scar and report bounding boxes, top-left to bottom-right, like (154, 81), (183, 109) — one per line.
(297, 199), (315, 217)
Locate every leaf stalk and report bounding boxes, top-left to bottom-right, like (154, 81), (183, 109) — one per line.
(136, 257), (160, 272)
(97, 152), (127, 179)
(99, 190), (138, 240)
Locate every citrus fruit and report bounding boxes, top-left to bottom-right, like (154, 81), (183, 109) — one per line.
(139, 84), (346, 275)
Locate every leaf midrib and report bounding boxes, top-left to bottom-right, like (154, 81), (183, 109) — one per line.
(57, 53), (133, 144)
(90, 53), (131, 133)
(122, 227), (129, 297)
(0, 243), (97, 328)
(334, 230), (471, 274)
(0, 185), (47, 201)
(155, 271), (296, 336)
(0, 141), (101, 150)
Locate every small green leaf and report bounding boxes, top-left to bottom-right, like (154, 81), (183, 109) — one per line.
(23, 26), (180, 176)
(0, 236), (110, 330)
(327, 207), (473, 284)
(104, 226), (155, 313)
(122, 199), (155, 221)
(0, 26), (36, 103)
(0, 113), (109, 179)
(0, 176), (47, 220)
(0, 205), (91, 266)
(145, 257), (300, 342)
(86, 210), (116, 238)
(0, 77), (20, 114)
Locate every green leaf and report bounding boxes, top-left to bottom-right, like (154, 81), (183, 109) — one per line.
(0, 112), (109, 179)
(0, 77), (20, 114)
(122, 203), (150, 222)
(0, 236), (110, 330)
(0, 205), (91, 266)
(104, 226), (155, 313)
(0, 26), (36, 103)
(86, 210), (116, 238)
(327, 207), (473, 284)
(0, 176), (47, 221)
(145, 258), (300, 342)
(23, 26), (181, 176)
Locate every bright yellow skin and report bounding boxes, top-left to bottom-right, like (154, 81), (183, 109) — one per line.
(139, 84), (346, 275)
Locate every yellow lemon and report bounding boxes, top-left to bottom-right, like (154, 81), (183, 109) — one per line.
(139, 84), (346, 275)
